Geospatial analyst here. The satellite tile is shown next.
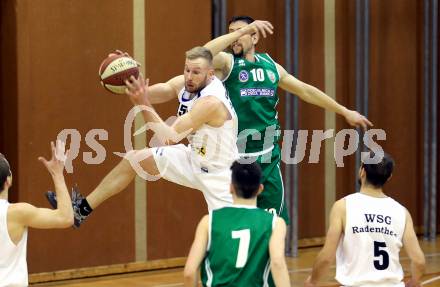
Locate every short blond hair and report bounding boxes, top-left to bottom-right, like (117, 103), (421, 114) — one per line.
(185, 46), (213, 65)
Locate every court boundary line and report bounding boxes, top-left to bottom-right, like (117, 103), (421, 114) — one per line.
(423, 275), (440, 285)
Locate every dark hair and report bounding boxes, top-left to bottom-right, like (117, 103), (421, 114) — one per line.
(362, 152), (394, 188)
(0, 153), (11, 192)
(231, 161), (262, 199)
(229, 15), (255, 25)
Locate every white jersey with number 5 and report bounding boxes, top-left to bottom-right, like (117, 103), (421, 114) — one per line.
(336, 193), (406, 287)
(176, 76), (238, 171)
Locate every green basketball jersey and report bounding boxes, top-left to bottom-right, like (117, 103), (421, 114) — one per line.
(201, 206), (275, 287)
(223, 53), (281, 154)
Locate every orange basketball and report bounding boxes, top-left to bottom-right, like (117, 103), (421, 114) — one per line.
(99, 54), (139, 94)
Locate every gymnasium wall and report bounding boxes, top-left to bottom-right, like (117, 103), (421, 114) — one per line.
(0, 0), (19, 204)
(0, 0), (435, 276)
(11, 0), (137, 273)
(334, 0), (425, 229)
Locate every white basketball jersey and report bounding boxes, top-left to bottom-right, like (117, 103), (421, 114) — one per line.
(177, 76), (238, 171)
(336, 193), (406, 287)
(0, 200), (28, 287)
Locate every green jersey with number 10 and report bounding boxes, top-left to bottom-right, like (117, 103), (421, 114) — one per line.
(223, 53), (281, 154)
(201, 206), (275, 287)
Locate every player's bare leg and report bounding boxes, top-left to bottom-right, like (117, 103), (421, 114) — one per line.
(86, 148), (159, 208)
(46, 148), (159, 227)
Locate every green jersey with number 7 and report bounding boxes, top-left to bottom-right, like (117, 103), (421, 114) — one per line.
(201, 206), (275, 287)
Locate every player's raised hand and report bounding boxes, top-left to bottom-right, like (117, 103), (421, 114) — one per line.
(125, 74), (151, 106)
(343, 109), (373, 130)
(38, 140), (68, 177)
(241, 20), (274, 38)
(108, 49), (129, 58)
(108, 50), (142, 67)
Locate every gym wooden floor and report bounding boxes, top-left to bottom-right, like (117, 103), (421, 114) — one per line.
(33, 237), (440, 287)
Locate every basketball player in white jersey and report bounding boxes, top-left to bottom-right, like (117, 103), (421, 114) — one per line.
(305, 152), (425, 287)
(0, 141), (73, 286)
(47, 47), (238, 228)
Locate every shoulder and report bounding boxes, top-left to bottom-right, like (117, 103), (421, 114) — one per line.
(257, 53), (274, 62)
(389, 196), (406, 210)
(270, 216), (286, 236)
(9, 202), (35, 213)
(340, 193), (356, 202)
(383, 196), (408, 219)
(274, 216), (286, 228)
(196, 214), (210, 232)
(213, 52), (234, 80)
(219, 52), (234, 63)
(255, 208), (278, 223)
(168, 75), (185, 93)
(8, 202), (36, 223)
(195, 95), (223, 109)
(197, 80), (225, 106)
(334, 197), (346, 208)
(200, 214), (209, 224)
(214, 51), (233, 64)
(332, 198), (346, 215)
(201, 77), (225, 93)
(401, 206), (412, 222)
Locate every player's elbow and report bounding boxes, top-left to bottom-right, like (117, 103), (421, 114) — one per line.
(183, 267), (197, 282)
(55, 212), (74, 228)
(413, 255), (426, 271)
(59, 215), (74, 228)
(65, 215), (74, 227)
(183, 264), (197, 278)
(319, 256), (333, 266)
(317, 250), (334, 266)
(271, 255), (287, 271)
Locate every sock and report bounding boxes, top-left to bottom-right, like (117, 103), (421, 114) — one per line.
(79, 199), (93, 216)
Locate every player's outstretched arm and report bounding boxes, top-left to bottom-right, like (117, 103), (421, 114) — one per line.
(305, 199), (345, 286)
(277, 64), (373, 130)
(183, 215), (209, 287)
(147, 75), (184, 104)
(204, 20), (273, 79)
(9, 141), (73, 229)
(269, 217), (291, 287)
(126, 74), (224, 144)
(204, 20), (273, 56)
(125, 75), (187, 144)
(171, 95), (225, 137)
(403, 209), (425, 287)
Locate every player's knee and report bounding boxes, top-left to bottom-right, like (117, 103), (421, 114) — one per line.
(183, 265), (197, 281)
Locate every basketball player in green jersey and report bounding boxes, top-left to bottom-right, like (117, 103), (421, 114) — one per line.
(203, 16), (373, 224)
(184, 161), (290, 287)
